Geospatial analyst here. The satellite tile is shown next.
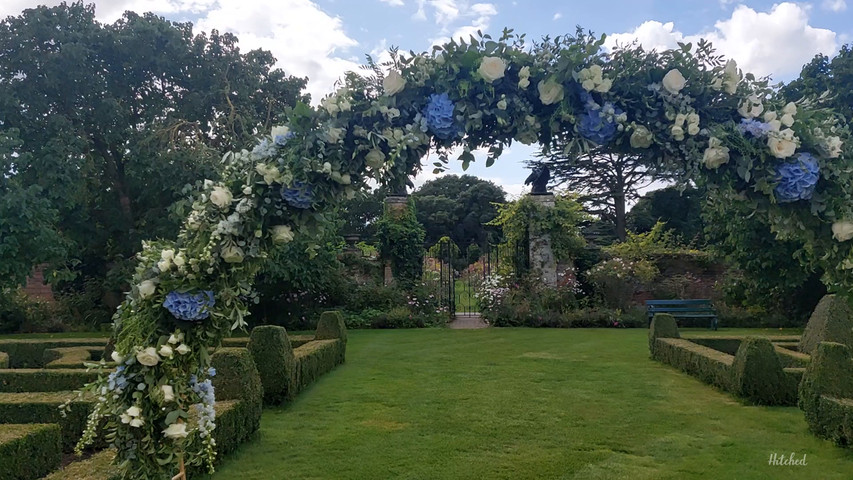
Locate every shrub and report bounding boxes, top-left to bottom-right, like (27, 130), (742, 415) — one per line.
(0, 391), (93, 451)
(315, 311), (347, 349)
(43, 347), (101, 369)
(800, 294), (853, 355)
(41, 450), (118, 480)
(0, 369), (99, 393)
(586, 257), (658, 309)
(652, 337), (734, 391)
(209, 348), (263, 457)
(731, 337), (795, 405)
(0, 290), (66, 334)
(0, 339), (107, 368)
(0, 423), (62, 480)
(798, 342), (853, 443)
(0, 352), (7, 369)
(648, 314), (679, 357)
(375, 199), (425, 286)
(247, 326), (295, 405)
(291, 339), (345, 397)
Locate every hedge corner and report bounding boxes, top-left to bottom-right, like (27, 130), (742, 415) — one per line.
(798, 341), (853, 439)
(732, 337), (794, 405)
(800, 294), (853, 355)
(649, 313), (679, 358)
(0, 352), (8, 369)
(247, 326), (295, 405)
(0, 423), (62, 480)
(315, 310), (347, 344)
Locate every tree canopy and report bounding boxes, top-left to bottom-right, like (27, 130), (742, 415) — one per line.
(627, 186), (705, 242)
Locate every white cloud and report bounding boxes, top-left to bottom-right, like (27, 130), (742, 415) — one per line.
(822, 0), (847, 11)
(427, 1), (498, 45)
(552, 12), (562, 21)
(607, 3), (838, 80)
(379, 0), (405, 6)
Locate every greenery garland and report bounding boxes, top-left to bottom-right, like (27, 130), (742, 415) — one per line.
(68, 27), (852, 479)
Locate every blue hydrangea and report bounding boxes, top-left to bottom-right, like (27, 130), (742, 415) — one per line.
(738, 119), (773, 138)
(775, 153), (820, 203)
(578, 102), (621, 145)
(281, 181), (314, 209)
(274, 131), (295, 146)
(208, 367), (216, 377)
(252, 139), (277, 159)
(163, 290), (215, 322)
(107, 366), (128, 392)
(423, 93), (458, 140)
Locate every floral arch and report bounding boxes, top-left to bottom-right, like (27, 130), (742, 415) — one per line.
(75, 29), (852, 478)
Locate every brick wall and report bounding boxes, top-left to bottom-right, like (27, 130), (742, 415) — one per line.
(22, 264), (55, 302)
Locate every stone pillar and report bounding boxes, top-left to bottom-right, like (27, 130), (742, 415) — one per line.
(383, 195), (409, 285)
(527, 193), (557, 287)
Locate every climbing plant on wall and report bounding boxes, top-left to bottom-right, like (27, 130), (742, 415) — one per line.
(70, 27), (851, 479)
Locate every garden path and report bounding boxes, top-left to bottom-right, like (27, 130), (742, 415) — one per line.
(448, 313), (488, 329)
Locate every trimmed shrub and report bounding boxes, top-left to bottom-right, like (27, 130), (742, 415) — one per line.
(0, 369), (99, 393)
(0, 423), (62, 480)
(291, 339), (345, 397)
(316, 311), (346, 343)
(653, 337), (734, 391)
(41, 450), (118, 480)
(800, 294), (853, 355)
(688, 337), (742, 356)
(731, 337), (795, 405)
(0, 352), (7, 369)
(43, 347), (102, 369)
(210, 347), (263, 435)
(247, 326), (295, 405)
(799, 342), (853, 443)
(0, 391), (93, 451)
(774, 345), (810, 368)
(648, 313), (679, 357)
(0, 339), (107, 368)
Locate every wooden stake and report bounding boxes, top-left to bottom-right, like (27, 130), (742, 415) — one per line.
(171, 456), (186, 480)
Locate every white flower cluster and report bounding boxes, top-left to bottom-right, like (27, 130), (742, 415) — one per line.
(671, 111), (700, 141)
(813, 126), (844, 159)
(711, 59), (739, 94)
(321, 87), (352, 115)
(576, 65), (612, 93)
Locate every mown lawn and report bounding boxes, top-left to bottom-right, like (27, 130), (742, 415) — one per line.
(207, 328), (852, 480)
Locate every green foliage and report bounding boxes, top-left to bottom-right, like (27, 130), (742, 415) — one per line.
(586, 257), (658, 309)
(798, 342), (853, 444)
(412, 175), (506, 249)
(799, 294), (853, 355)
(291, 339), (346, 396)
(783, 44), (853, 121)
(0, 290), (65, 335)
(210, 348), (263, 442)
(652, 336), (735, 392)
(648, 313), (680, 356)
(731, 337), (795, 405)
(0, 338), (107, 368)
(0, 423), (62, 480)
(427, 236), (460, 258)
(489, 194), (588, 262)
(339, 189), (386, 241)
(41, 451), (118, 480)
(376, 199), (426, 285)
(627, 186), (706, 242)
(0, 369), (98, 393)
(247, 326), (295, 405)
(315, 311), (347, 346)
(0, 391), (93, 452)
(0, 352), (7, 369)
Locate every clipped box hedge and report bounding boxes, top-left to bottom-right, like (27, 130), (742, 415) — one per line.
(292, 339), (345, 397)
(799, 341), (853, 446)
(0, 423), (62, 480)
(0, 339), (107, 368)
(248, 326), (296, 405)
(0, 353), (8, 369)
(0, 391), (93, 452)
(0, 369), (100, 393)
(731, 337), (796, 405)
(43, 347), (104, 369)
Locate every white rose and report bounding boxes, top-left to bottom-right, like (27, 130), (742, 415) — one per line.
(767, 129), (798, 159)
(270, 125), (290, 142)
(518, 66), (531, 89)
(822, 136), (843, 158)
(221, 244), (244, 264)
(594, 78), (612, 93)
(687, 113), (700, 126)
(168, 332), (183, 345)
(629, 125), (653, 149)
(120, 413), (131, 424)
(161, 385), (175, 402)
(138, 280), (156, 299)
(255, 163), (282, 185)
(703, 137), (730, 169)
(764, 111), (777, 122)
(366, 149), (386, 169)
(662, 69), (686, 94)
(496, 98), (507, 110)
(161, 249), (175, 261)
(537, 79), (564, 105)
(158, 345), (173, 359)
(768, 119), (782, 132)
(126, 406), (141, 417)
(210, 186), (233, 209)
(173, 253), (185, 268)
(687, 123), (700, 136)
(518, 77), (530, 89)
(272, 225), (295, 244)
(780, 114), (795, 127)
(782, 102), (797, 116)
(671, 125), (685, 141)
(581, 79), (595, 91)
(383, 70), (406, 96)
(589, 64), (603, 80)
(129, 418), (144, 428)
(723, 59), (739, 94)
(176, 344), (190, 355)
(136, 347), (160, 367)
(478, 56), (506, 83)
(738, 95), (764, 119)
(674, 113), (686, 127)
(111, 351), (124, 363)
(321, 96), (339, 115)
(163, 422), (188, 439)
(157, 259), (171, 272)
(832, 221), (853, 242)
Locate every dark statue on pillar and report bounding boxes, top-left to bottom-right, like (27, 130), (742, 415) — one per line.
(524, 165), (550, 195)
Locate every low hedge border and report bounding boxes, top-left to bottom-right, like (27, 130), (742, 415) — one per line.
(43, 347), (104, 369)
(799, 341), (853, 447)
(0, 339), (107, 369)
(0, 423), (62, 480)
(0, 369), (100, 393)
(0, 353), (7, 369)
(0, 391), (93, 452)
(41, 450), (118, 480)
(291, 339), (345, 398)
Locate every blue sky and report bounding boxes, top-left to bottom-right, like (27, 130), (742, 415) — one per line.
(4, 0), (851, 196)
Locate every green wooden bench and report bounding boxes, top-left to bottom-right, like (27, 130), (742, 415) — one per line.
(646, 299), (718, 330)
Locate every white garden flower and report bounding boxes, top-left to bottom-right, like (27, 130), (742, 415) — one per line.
(120, 413), (132, 424)
(629, 125), (653, 149)
(161, 385), (175, 402)
(478, 56), (506, 83)
(581, 79), (595, 91)
(161, 249), (175, 261)
(703, 137), (730, 169)
(764, 111), (777, 122)
(138, 280), (156, 299)
(210, 186), (233, 209)
(518, 66), (531, 89)
(325, 127), (345, 144)
(321, 96), (340, 115)
(272, 225), (295, 244)
(738, 95), (764, 119)
(173, 253), (185, 268)
(271, 125), (289, 141)
(687, 123), (700, 136)
(832, 221), (853, 242)
(781, 114), (795, 127)
(674, 113), (686, 127)
(255, 163), (282, 185)
(221, 244), (245, 264)
(366, 149), (386, 169)
(136, 347), (160, 367)
(537, 79), (564, 105)
(168, 332), (184, 345)
(126, 406), (141, 417)
(129, 418), (144, 428)
(671, 125), (685, 141)
(176, 344), (190, 355)
(496, 98), (507, 110)
(594, 78), (612, 93)
(383, 70), (406, 96)
(767, 128), (798, 159)
(782, 102), (797, 116)
(158, 345), (173, 359)
(163, 422), (188, 439)
(662, 69), (686, 94)
(111, 351), (124, 363)
(723, 59), (739, 94)
(821, 136), (843, 158)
